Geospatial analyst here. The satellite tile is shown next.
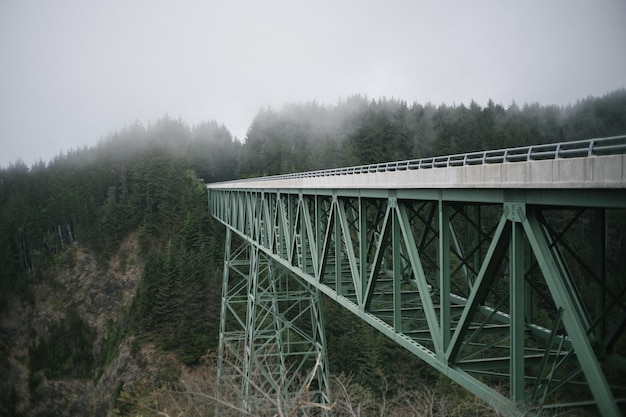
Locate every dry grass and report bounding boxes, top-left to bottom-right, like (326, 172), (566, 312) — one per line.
(117, 354), (513, 417)
(116, 352), (590, 417)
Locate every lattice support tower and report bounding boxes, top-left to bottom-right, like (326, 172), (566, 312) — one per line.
(215, 227), (331, 416)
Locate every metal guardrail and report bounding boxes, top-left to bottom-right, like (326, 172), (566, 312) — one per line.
(219, 135), (626, 183)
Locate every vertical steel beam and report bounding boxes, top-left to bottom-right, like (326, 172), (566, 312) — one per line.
(592, 209), (606, 347)
(359, 196), (368, 309)
(333, 196), (343, 296)
(439, 199), (451, 356)
(510, 220), (525, 403)
(471, 205), (481, 288)
(392, 199), (402, 332)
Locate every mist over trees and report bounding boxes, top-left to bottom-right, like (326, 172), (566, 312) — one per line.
(1, 89), (625, 415)
(238, 89), (626, 178)
(1, 118), (236, 376)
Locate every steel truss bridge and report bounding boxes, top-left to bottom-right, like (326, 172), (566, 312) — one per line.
(208, 136), (626, 416)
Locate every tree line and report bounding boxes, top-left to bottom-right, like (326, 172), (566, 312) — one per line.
(240, 89), (626, 177)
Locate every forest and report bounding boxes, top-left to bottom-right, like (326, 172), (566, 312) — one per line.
(1, 89), (626, 416)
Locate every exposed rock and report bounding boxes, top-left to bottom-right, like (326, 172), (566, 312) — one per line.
(29, 379), (95, 417)
(0, 233), (154, 417)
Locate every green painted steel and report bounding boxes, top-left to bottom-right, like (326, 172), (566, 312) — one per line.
(215, 228), (331, 415)
(209, 185), (626, 416)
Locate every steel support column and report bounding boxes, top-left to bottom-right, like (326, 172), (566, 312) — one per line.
(510, 221), (525, 404)
(215, 229), (331, 415)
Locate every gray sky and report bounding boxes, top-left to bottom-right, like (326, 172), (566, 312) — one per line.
(1, 0), (625, 168)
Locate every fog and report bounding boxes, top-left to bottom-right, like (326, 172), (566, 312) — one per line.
(1, 0), (625, 167)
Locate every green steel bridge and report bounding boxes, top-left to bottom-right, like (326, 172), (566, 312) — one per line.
(207, 136), (626, 416)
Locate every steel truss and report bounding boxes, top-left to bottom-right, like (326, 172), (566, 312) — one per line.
(215, 228), (331, 415)
(210, 187), (626, 416)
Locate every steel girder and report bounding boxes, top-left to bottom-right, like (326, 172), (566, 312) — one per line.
(209, 187), (626, 417)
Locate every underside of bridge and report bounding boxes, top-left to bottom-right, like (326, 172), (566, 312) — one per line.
(210, 187), (626, 416)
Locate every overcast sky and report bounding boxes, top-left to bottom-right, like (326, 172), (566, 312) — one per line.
(1, 0), (625, 168)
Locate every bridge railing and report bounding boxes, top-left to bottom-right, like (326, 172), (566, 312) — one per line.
(226, 135), (626, 183)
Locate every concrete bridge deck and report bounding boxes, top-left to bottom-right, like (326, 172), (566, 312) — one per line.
(208, 135), (626, 190)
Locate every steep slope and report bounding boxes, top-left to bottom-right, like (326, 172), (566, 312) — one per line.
(1, 234), (144, 416)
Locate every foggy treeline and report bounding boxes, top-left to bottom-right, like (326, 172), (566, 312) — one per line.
(240, 89), (626, 176)
(1, 89), (625, 416)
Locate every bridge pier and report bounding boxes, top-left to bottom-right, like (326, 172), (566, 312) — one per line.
(215, 229), (331, 415)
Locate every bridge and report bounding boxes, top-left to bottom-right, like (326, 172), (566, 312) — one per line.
(207, 136), (626, 416)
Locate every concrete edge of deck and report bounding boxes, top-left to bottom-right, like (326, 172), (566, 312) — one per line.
(207, 154), (626, 190)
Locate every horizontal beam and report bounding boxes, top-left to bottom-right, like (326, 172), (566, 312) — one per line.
(457, 353), (571, 371)
(208, 187), (626, 209)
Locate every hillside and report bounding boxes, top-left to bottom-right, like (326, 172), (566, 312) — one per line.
(1, 91), (626, 416)
(1, 236), (142, 415)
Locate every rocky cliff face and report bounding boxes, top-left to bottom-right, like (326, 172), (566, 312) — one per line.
(0, 233), (169, 417)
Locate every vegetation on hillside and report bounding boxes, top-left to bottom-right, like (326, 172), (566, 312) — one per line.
(1, 89), (625, 416)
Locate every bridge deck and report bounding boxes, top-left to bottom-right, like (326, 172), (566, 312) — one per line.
(208, 136), (626, 190)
